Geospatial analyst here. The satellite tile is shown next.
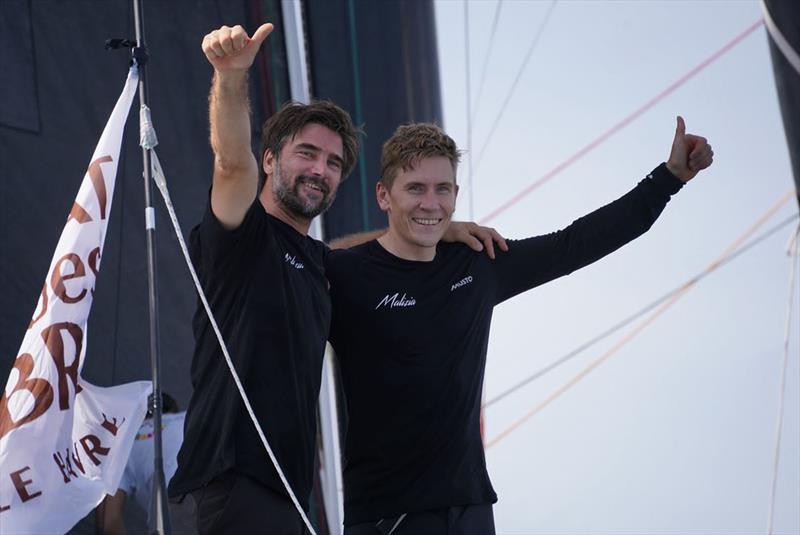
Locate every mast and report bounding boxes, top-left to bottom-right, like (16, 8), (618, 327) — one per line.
(132, 0), (171, 532)
(281, 1), (345, 532)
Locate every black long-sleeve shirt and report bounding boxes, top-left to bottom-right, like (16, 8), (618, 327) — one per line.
(326, 163), (684, 525)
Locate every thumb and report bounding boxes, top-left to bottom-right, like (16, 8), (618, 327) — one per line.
(250, 23), (274, 47)
(674, 115), (686, 140)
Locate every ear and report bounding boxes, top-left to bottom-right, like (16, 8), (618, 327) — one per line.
(454, 183), (460, 202)
(376, 181), (391, 213)
(262, 150), (276, 178)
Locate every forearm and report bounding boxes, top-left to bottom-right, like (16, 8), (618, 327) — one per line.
(328, 229), (386, 250)
(95, 492), (126, 535)
(494, 164), (683, 302)
(549, 163), (683, 270)
(209, 70), (257, 174)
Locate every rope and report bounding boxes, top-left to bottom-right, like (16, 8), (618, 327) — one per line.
(485, 189), (796, 450)
(148, 151), (316, 534)
(464, 0), (474, 219)
(347, 0), (370, 232)
(484, 212), (800, 409)
(766, 222), (800, 535)
(478, 18), (764, 226)
(761, 0), (800, 75)
(470, 0), (503, 123)
(473, 0), (557, 172)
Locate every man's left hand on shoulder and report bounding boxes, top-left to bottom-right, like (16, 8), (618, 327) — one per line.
(444, 222), (509, 259)
(666, 115), (714, 183)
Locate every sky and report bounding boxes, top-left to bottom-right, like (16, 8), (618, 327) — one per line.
(435, 1), (799, 534)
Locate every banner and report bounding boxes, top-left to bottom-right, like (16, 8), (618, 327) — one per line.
(0, 67), (151, 534)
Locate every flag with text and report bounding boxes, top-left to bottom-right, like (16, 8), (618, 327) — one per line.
(0, 67), (151, 534)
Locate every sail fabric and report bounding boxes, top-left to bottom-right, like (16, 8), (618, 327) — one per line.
(763, 0), (800, 205)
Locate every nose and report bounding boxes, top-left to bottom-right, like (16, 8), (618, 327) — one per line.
(309, 156), (325, 177)
(418, 190), (439, 211)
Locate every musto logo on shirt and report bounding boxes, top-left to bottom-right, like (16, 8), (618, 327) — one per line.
(375, 292), (416, 310)
(284, 253), (304, 270)
(451, 275), (473, 291)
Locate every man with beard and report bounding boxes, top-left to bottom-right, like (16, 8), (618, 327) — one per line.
(167, 22), (355, 535)
(169, 23), (503, 534)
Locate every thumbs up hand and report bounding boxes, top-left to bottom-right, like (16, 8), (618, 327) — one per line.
(666, 116), (714, 183)
(202, 23), (274, 73)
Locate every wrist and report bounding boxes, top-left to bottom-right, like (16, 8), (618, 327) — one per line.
(213, 69), (249, 87)
(665, 161), (689, 183)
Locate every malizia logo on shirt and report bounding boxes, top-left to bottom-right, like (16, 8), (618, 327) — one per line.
(375, 292), (416, 310)
(284, 253), (304, 270)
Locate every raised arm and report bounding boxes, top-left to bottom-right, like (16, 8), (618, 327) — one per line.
(202, 23), (273, 230)
(492, 117), (713, 303)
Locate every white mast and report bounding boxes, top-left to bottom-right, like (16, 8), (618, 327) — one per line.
(282, 1), (345, 532)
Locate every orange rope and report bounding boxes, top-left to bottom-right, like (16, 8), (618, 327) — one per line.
(485, 189), (797, 450)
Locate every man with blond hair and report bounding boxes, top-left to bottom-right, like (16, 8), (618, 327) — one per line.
(326, 119), (713, 533)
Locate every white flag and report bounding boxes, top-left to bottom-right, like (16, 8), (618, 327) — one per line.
(0, 67), (151, 534)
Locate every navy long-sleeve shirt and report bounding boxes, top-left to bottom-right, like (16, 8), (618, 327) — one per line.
(326, 163), (684, 524)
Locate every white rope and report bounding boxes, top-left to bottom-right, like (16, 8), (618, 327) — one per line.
(148, 150), (316, 534)
(766, 223), (800, 535)
(470, 0), (503, 124)
(387, 513), (407, 535)
(761, 0), (800, 75)
(463, 0), (474, 219)
(473, 0), (557, 172)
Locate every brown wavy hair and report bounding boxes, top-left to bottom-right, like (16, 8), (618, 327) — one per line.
(380, 123), (461, 189)
(260, 100), (360, 180)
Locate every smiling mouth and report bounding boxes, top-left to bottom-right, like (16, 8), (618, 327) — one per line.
(298, 176), (329, 196)
(412, 217), (442, 226)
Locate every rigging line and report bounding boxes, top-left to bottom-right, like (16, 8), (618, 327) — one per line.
(766, 223), (800, 535)
(478, 17), (765, 226)
(472, 0), (556, 172)
(464, 0), (474, 219)
(347, 0), (370, 232)
(485, 188), (796, 450)
(483, 212), (800, 409)
(761, 0), (800, 75)
(149, 152), (316, 534)
(470, 0), (503, 124)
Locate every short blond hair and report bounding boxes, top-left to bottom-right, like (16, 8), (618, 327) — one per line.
(380, 123), (461, 189)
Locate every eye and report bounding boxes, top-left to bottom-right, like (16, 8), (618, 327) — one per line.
(297, 149), (313, 158)
(436, 185), (453, 194)
(407, 184), (424, 193)
(328, 159), (343, 171)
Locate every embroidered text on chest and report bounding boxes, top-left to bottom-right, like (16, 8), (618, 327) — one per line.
(451, 275), (473, 291)
(284, 253), (304, 270)
(375, 292), (416, 310)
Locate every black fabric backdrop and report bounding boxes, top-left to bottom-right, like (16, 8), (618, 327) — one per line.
(0, 0), (441, 407)
(0, 0), (441, 531)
